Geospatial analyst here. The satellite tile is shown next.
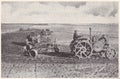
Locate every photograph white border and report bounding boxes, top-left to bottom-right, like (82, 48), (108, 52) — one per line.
(0, 0), (119, 79)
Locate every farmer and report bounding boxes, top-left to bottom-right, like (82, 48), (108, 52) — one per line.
(36, 33), (40, 43)
(26, 32), (37, 45)
(24, 32), (37, 56)
(98, 34), (110, 52)
(73, 30), (78, 40)
(98, 34), (108, 44)
(69, 30), (78, 55)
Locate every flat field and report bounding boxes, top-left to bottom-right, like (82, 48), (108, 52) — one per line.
(1, 23), (118, 78)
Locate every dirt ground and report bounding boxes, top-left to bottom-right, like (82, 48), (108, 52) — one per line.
(1, 31), (118, 78)
(2, 54), (118, 78)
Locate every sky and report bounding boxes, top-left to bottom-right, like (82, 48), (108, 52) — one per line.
(2, 2), (118, 23)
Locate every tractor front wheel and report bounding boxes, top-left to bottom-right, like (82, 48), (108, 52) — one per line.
(105, 47), (116, 60)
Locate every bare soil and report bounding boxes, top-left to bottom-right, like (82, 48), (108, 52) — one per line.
(1, 31), (118, 78)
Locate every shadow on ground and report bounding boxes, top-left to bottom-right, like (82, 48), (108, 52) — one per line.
(12, 42), (26, 46)
(40, 52), (74, 58)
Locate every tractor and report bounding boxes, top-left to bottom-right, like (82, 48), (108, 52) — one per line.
(23, 29), (59, 57)
(70, 28), (116, 60)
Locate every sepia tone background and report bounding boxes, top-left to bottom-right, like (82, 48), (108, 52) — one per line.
(1, 1), (119, 78)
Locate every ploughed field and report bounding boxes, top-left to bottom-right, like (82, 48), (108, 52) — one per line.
(2, 30), (118, 78)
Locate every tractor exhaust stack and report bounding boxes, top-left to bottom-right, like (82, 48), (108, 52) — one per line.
(89, 27), (92, 43)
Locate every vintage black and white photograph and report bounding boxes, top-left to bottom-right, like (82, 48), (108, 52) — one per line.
(1, 1), (119, 78)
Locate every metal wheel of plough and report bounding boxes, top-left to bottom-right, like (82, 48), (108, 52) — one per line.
(73, 40), (92, 59)
(29, 49), (38, 57)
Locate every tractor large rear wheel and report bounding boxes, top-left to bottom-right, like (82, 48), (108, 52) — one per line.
(72, 40), (92, 59)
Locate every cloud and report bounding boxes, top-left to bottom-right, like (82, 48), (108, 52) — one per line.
(39, 2), (86, 8)
(59, 2), (86, 8)
(2, 2), (118, 23)
(84, 2), (118, 17)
